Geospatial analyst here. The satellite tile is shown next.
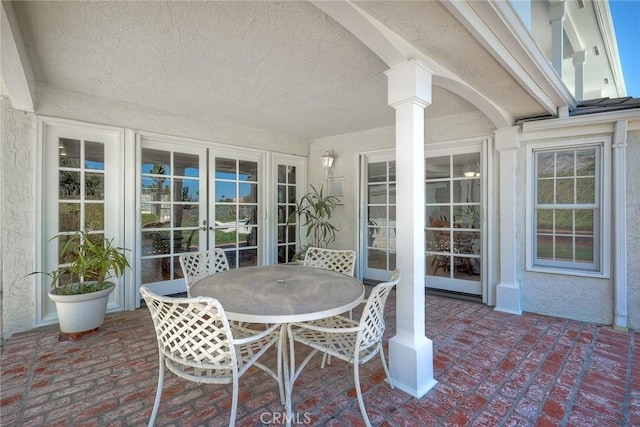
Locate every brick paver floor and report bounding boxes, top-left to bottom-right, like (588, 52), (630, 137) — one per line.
(1, 290), (638, 426)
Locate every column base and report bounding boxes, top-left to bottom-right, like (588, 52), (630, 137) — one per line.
(389, 335), (437, 398)
(495, 283), (522, 315)
(614, 314), (628, 331)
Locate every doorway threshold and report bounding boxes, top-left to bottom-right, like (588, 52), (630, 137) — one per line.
(426, 288), (482, 303)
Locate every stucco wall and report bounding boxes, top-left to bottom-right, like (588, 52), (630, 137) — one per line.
(309, 126), (396, 252)
(36, 83), (308, 157)
(627, 130), (640, 330)
(517, 133), (613, 325)
(1, 97), (37, 339)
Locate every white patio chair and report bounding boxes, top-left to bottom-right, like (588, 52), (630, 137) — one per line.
(287, 270), (400, 427)
(140, 286), (283, 427)
(303, 247), (358, 365)
(180, 249), (230, 296)
(303, 247), (356, 277)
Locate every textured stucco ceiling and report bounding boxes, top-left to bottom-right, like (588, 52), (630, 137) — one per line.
(11, 1), (531, 140)
(355, 0), (548, 120)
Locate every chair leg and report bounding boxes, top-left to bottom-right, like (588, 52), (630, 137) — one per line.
(230, 371), (239, 427)
(353, 361), (372, 427)
(321, 352), (332, 368)
(379, 346), (394, 389)
(277, 325), (286, 405)
(149, 353), (165, 427)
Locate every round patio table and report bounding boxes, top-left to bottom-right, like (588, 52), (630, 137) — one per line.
(189, 264), (365, 323)
(189, 264), (365, 426)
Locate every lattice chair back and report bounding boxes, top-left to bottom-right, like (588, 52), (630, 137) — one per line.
(357, 270), (400, 353)
(140, 286), (282, 426)
(180, 249), (230, 295)
(303, 247), (356, 276)
(140, 286), (237, 380)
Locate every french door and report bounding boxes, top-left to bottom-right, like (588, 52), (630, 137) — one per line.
(137, 137), (262, 296)
(361, 153), (397, 281)
(425, 145), (483, 295)
(273, 155), (306, 264)
(40, 121), (125, 325)
(360, 144), (484, 296)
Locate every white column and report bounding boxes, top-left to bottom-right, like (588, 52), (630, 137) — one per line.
(549, 2), (566, 77)
(385, 60), (437, 398)
(573, 50), (586, 101)
(494, 127), (522, 315)
(613, 120), (628, 330)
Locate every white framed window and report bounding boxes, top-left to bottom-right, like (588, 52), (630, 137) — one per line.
(526, 138), (610, 277)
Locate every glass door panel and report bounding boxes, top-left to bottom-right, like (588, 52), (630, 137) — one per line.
(273, 154), (306, 265)
(276, 164), (298, 263)
(211, 153), (260, 269)
(426, 150), (482, 295)
(138, 141), (206, 295)
(363, 155), (396, 281)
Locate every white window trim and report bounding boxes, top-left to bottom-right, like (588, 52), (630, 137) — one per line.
(525, 137), (611, 278)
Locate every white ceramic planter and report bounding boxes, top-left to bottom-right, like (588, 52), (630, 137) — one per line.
(48, 284), (115, 333)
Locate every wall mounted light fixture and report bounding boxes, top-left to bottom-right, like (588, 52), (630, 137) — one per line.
(320, 151), (335, 170)
(320, 151), (335, 179)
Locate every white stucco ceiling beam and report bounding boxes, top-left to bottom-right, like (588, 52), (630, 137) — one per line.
(1, 2), (35, 112)
(310, 0), (512, 128)
(309, 0), (406, 68)
(443, 0), (575, 117)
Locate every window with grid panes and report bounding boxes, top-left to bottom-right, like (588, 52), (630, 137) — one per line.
(532, 145), (601, 272)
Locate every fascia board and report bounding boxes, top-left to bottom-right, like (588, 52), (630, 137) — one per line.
(522, 108), (640, 134)
(593, 0), (626, 96)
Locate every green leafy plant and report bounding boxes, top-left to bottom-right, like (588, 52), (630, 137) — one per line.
(32, 230), (130, 295)
(288, 185), (340, 260)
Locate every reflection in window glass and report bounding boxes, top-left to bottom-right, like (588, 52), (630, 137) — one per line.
(59, 203), (80, 232)
(141, 149), (171, 175)
(174, 153), (199, 177)
(239, 161), (257, 181)
(59, 171), (81, 199)
(85, 173), (104, 200)
(85, 203), (104, 231)
(59, 138), (80, 168)
(215, 158), (236, 180)
(85, 141), (104, 170)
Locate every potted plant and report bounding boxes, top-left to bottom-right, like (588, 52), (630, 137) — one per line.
(31, 230), (130, 335)
(288, 185), (340, 261)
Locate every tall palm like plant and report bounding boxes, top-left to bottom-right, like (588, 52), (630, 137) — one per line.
(289, 185), (340, 258)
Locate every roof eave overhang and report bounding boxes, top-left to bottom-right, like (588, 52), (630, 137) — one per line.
(442, 0), (576, 118)
(521, 108), (640, 135)
(593, 0), (627, 96)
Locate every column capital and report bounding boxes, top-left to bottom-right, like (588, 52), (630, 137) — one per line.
(494, 126), (520, 152)
(548, 1), (566, 22)
(385, 60), (432, 108)
(573, 50), (587, 66)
